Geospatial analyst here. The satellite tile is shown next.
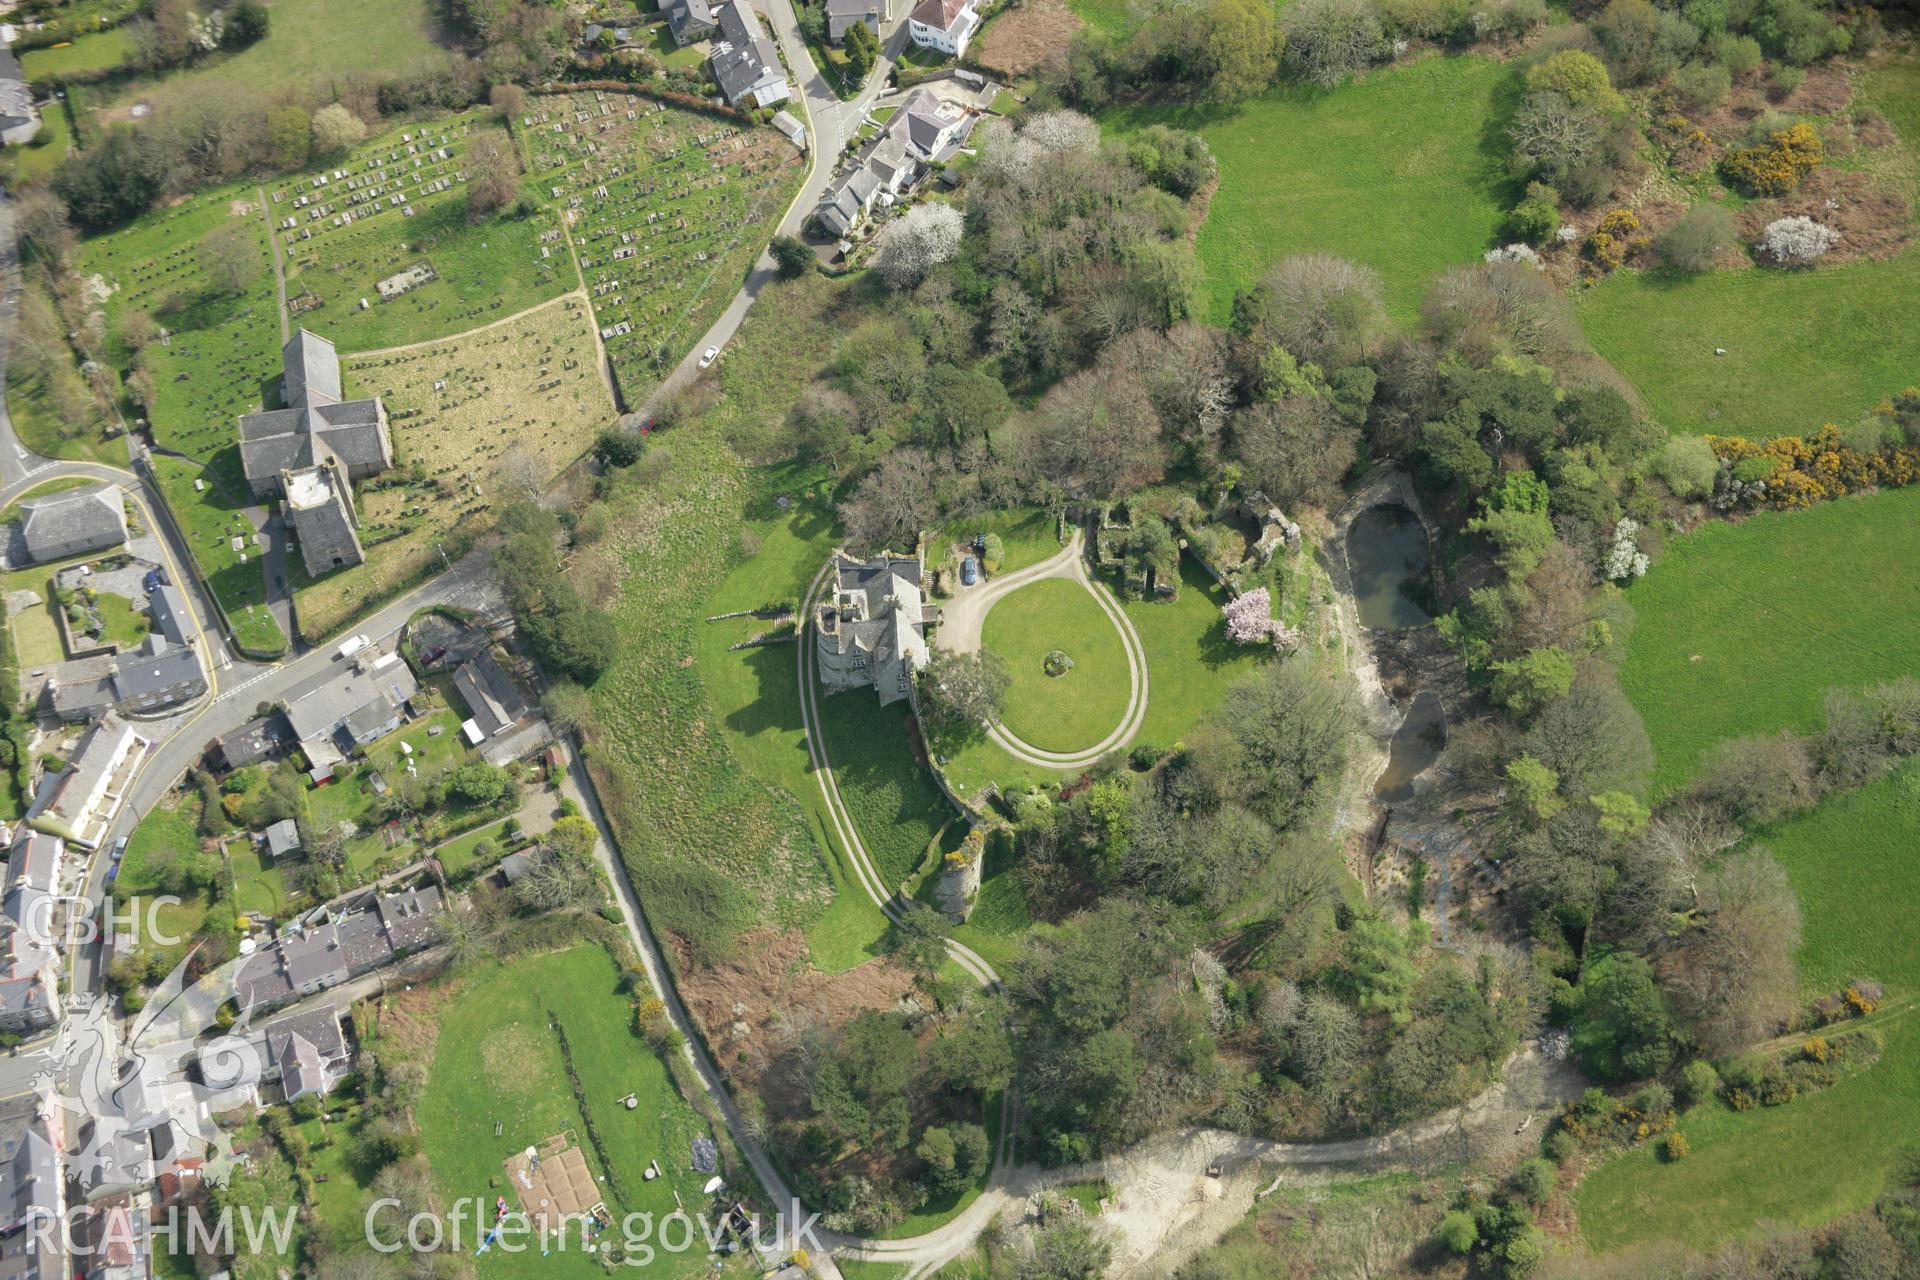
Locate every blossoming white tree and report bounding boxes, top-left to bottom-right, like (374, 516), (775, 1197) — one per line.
(872, 203), (965, 290)
(1761, 216), (1838, 267)
(1604, 517), (1650, 581)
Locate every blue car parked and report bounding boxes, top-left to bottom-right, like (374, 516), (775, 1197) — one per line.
(961, 556), (978, 586)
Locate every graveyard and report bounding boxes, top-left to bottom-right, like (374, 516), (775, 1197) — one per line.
(518, 89), (805, 403)
(269, 113), (573, 351)
(291, 295), (615, 641)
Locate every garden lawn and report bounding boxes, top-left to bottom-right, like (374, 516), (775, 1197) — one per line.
(433, 818), (517, 880)
(228, 841), (295, 918)
(1619, 486), (1920, 793)
(938, 553), (1264, 795)
(935, 507), (1060, 575)
(93, 593), (148, 648)
(1579, 248), (1920, 439)
(1576, 760), (1920, 1249)
(149, 454), (286, 657)
(117, 797), (212, 971)
(299, 1107), (381, 1256)
(1102, 55), (1517, 323)
(19, 28), (133, 79)
(1122, 555), (1266, 753)
(4, 108), (72, 185)
(416, 944), (713, 1280)
(2, 567), (67, 669)
(982, 577), (1132, 755)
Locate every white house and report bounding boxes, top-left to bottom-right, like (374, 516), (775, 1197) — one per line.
(907, 0), (978, 58)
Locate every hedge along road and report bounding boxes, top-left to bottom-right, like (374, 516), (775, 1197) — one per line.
(934, 529), (1149, 769)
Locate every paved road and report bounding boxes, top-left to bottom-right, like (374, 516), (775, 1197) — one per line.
(935, 531), (1150, 769)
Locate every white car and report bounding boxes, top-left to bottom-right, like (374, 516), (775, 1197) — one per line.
(698, 345), (720, 369)
(336, 633), (372, 660)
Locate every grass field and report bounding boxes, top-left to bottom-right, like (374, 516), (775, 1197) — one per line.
(19, 28), (133, 79)
(982, 578), (1133, 754)
(75, 184), (280, 464)
(1102, 55), (1516, 323)
(273, 114), (571, 352)
(1576, 760), (1920, 1249)
(1579, 248), (1920, 439)
(149, 453), (286, 657)
(3, 107), (74, 184)
(416, 945), (714, 1280)
(291, 295), (613, 642)
(89, 0), (448, 119)
(1619, 486), (1920, 792)
(1069, 0), (1143, 35)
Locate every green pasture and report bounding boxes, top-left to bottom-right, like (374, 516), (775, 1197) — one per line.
(1579, 249), (1920, 440)
(1619, 486), (1920, 793)
(1103, 55), (1516, 322)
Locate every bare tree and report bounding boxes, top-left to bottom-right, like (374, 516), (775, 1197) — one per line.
(466, 130), (521, 221)
(1258, 254), (1387, 367)
(491, 443), (547, 503)
(1020, 367), (1166, 501)
(837, 448), (940, 554)
(1231, 394), (1358, 511)
(1291, 992), (1361, 1093)
(514, 850), (602, 912)
(1659, 847), (1802, 1056)
(1282, 0), (1384, 87)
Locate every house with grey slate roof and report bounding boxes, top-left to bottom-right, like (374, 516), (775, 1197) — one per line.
(261, 1007), (352, 1102)
(815, 88), (972, 237)
(452, 650), (534, 742)
(25, 717), (148, 850)
(707, 0), (789, 108)
(232, 883), (443, 1012)
(825, 0), (893, 42)
(815, 551), (933, 705)
(0, 1102), (65, 1280)
(238, 330), (393, 577)
(282, 654), (418, 777)
(661, 0), (719, 44)
(11, 483), (127, 568)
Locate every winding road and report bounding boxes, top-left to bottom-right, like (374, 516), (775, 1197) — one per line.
(935, 531), (1150, 769)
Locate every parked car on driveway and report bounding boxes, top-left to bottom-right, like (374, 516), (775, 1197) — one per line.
(961, 556), (978, 586)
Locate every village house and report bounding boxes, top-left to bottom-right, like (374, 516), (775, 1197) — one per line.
(815, 551), (933, 706)
(43, 578), (209, 723)
(232, 883), (444, 1012)
(660, 0), (718, 45)
(237, 330), (393, 577)
(816, 88), (973, 237)
(8, 483), (127, 568)
(907, 0), (978, 57)
(707, 0), (789, 109)
(452, 650), (534, 743)
(24, 717), (149, 851)
(0, 1097), (65, 1280)
(260, 1007), (353, 1102)
(0, 835), (61, 1038)
(825, 0), (894, 42)
(0, 47), (41, 148)
(281, 652), (419, 779)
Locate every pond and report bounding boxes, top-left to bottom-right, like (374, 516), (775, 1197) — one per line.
(1345, 503), (1433, 630)
(1376, 691), (1446, 803)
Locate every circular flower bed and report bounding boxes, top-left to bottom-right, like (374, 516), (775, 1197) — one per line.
(1044, 649), (1074, 678)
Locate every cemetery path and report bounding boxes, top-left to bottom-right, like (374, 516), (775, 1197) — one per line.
(256, 184), (290, 343)
(348, 288), (590, 358)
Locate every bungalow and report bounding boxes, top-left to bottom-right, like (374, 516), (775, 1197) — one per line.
(660, 0), (718, 45)
(907, 0), (978, 57)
